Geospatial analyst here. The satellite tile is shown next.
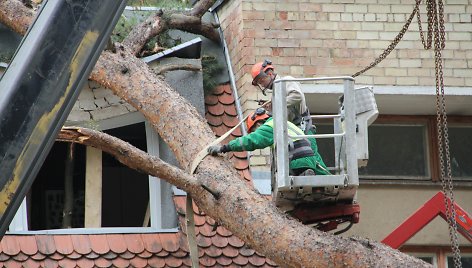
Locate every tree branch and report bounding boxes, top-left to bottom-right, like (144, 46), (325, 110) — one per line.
(154, 63), (201, 75)
(57, 127), (200, 191)
(123, 0), (219, 56)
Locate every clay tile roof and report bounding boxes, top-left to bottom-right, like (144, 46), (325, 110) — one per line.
(17, 236), (37, 255)
(1, 235), (20, 256)
(141, 234), (163, 254)
(71, 235), (92, 255)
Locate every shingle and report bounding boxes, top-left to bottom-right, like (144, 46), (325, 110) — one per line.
(88, 235), (109, 255)
(147, 256), (166, 268)
(219, 92), (234, 105)
(141, 234), (163, 254)
(94, 257), (112, 268)
(227, 235), (245, 248)
(216, 255), (233, 266)
(211, 236), (228, 248)
(221, 245), (239, 258)
(159, 233), (180, 253)
(11, 252), (28, 261)
(22, 259), (41, 268)
(30, 252), (46, 261)
(199, 254), (217, 267)
(165, 255), (183, 268)
(48, 252), (64, 261)
(105, 234), (127, 254)
(16, 235), (38, 255)
(57, 258), (77, 268)
(233, 254), (249, 266)
(43, 259), (59, 267)
(76, 258), (94, 268)
(204, 245), (222, 258)
(3, 259), (21, 268)
(129, 257), (148, 268)
(249, 254), (267, 267)
(70, 235), (92, 255)
(123, 234), (145, 254)
(35, 235), (56, 256)
(111, 257), (130, 268)
(53, 235), (74, 255)
(1, 235), (20, 255)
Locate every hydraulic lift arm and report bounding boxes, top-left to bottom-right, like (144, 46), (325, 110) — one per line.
(0, 0), (126, 237)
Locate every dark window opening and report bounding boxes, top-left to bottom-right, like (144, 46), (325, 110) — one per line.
(101, 122), (149, 227)
(29, 142), (86, 230)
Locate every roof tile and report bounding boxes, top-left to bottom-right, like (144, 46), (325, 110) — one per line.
(204, 245), (222, 258)
(89, 235), (110, 255)
(227, 235), (245, 248)
(11, 252), (28, 261)
(0, 253), (9, 261)
(212, 85), (226, 95)
(16, 235), (38, 255)
(35, 235), (56, 255)
(239, 246), (255, 257)
(207, 102), (224, 116)
(123, 234), (144, 254)
(223, 84), (232, 94)
(57, 258), (77, 268)
(4, 259), (21, 268)
(102, 251), (117, 260)
(30, 252), (46, 261)
(171, 249), (187, 258)
(70, 235), (92, 255)
(142, 234), (163, 254)
(206, 114), (223, 127)
(155, 249), (170, 257)
(159, 233), (180, 253)
(112, 257), (130, 268)
(53, 235), (74, 255)
(233, 254), (249, 266)
(76, 258), (94, 268)
(199, 255), (217, 267)
(221, 245), (239, 258)
(43, 258), (59, 267)
(94, 257), (112, 268)
(118, 251), (135, 260)
(198, 223), (216, 238)
(129, 257), (148, 268)
(85, 251), (100, 259)
(219, 92), (234, 105)
(266, 257), (278, 266)
(223, 103), (238, 116)
(147, 256), (166, 268)
(165, 255), (183, 268)
(22, 259), (41, 268)
(1, 235), (20, 255)
(249, 254), (267, 267)
(216, 226), (232, 237)
(137, 250), (153, 259)
(210, 236), (228, 248)
(196, 235), (211, 248)
(204, 94), (219, 106)
(106, 234), (127, 254)
(48, 252), (64, 261)
(67, 251), (82, 260)
(216, 255), (232, 266)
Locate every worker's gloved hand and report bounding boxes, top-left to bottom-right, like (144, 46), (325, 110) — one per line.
(207, 145), (230, 156)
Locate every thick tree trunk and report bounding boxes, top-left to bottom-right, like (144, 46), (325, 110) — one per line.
(0, 1), (430, 267)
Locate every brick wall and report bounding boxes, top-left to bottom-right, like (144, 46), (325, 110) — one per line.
(217, 0), (472, 168)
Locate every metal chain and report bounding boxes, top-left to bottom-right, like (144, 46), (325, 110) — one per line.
(352, 0), (462, 266)
(352, 0), (421, 77)
(430, 0), (462, 266)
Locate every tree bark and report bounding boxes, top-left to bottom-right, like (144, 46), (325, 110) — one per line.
(0, 1), (431, 267)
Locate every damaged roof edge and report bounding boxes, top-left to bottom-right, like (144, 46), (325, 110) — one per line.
(142, 37), (202, 63)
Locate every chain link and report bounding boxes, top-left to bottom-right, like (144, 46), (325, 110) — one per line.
(352, 0), (462, 266)
(431, 0), (462, 266)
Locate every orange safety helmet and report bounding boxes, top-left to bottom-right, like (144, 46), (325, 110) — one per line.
(251, 59), (274, 86)
(246, 107), (270, 133)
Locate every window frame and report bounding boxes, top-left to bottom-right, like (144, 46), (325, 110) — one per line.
(8, 114), (179, 234)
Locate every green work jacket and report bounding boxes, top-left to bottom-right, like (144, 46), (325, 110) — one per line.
(228, 118), (330, 175)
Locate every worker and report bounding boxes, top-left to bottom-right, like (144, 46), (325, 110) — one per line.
(207, 108), (330, 176)
(250, 59), (312, 134)
(250, 59), (326, 167)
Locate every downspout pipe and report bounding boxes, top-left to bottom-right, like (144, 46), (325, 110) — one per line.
(210, 10), (247, 135)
